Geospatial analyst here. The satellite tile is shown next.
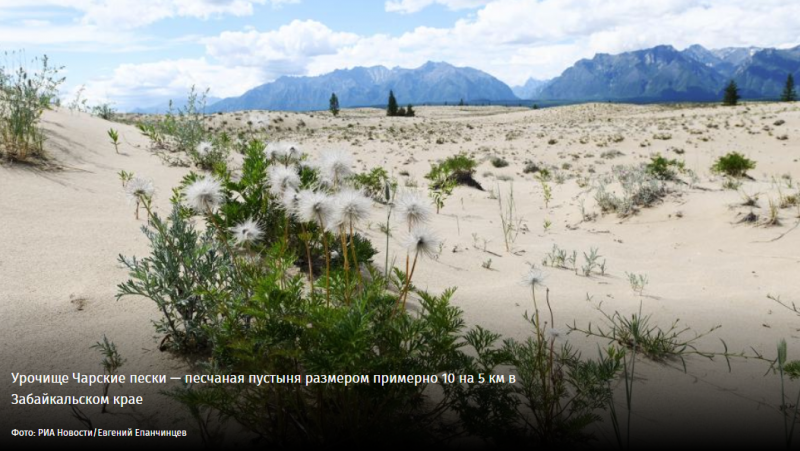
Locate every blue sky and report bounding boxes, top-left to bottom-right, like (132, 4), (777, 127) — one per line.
(2, 0), (799, 110)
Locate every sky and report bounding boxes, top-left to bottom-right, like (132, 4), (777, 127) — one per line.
(2, 0), (800, 111)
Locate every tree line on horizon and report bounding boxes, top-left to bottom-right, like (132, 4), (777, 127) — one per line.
(327, 72), (796, 114)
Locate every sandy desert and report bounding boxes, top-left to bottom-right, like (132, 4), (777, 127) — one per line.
(2, 101), (800, 447)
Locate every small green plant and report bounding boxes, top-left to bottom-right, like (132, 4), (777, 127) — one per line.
(543, 218), (552, 232)
(428, 169), (455, 214)
(764, 198), (781, 226)
(118, 170), (134, 187)
(91, 336), (125, 413)
(498, 183), (522, 252)
(582, 247), (601, 276)
(481, 258), (492, 269)
(711, 152), (756, 178)
(537, 174), (552, 208)
(626, 272), (648, 296)
(108, 128), (120, 154)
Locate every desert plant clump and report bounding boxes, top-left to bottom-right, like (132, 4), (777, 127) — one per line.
(92, 103), (116, 121)
(134, 86), (213, 164)
(711, 152), (756, 178)
(595, 165), (668, 217)
(491, 157), (509, 168)
(0, 51), (65, 161)
(626, 272), (648, 296)
(426, 152), (480, 186)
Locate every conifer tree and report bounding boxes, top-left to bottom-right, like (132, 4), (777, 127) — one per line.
(781, 73), (797, 102)
(723, 80), (740, 106)
(387, 90), (399, 117)
(329, 92), (340, 116)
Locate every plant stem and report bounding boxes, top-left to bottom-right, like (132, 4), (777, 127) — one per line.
(317, 214), (330, 306)
(400, 250), (419, 309)
(301, 223), (314, 291)
(349, 221), (363, 288)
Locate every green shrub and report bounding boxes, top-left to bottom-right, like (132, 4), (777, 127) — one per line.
(711, 152), (756, 178)
(117, 205), (232, 352)
(645, 154), (684, 180)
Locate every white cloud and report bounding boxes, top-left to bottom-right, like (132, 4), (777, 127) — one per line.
(205, 19), (360, 70)
(79, 58), (265, 110)
(385, 0), (492, 14)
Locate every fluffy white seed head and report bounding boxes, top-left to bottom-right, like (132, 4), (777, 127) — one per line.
(329, 188), (372, 230)
(266, 142), (303, 163)
(230, 218), (263, 246)
(319, 149), (353, 185)
(184, 176), (224, 212)
(394, 191), (433, 227)
(403, 226), (441, 259)
(267, 165), (300, 196)
(546, 327), (562, 341)
(522, 268), (546, 288)
(125, 177), (154, 203)
(296, 189), (334, 225)
(266, 142), (286, 161)
(281, 188), (299, 214)
(196, 141), (213, 157)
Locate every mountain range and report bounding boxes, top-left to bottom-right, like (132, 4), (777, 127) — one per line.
(511, 77), (550, 99)
(150, 44), (800, 113)
(208, 62), (516, 112)
(536, 44), (800, 102)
